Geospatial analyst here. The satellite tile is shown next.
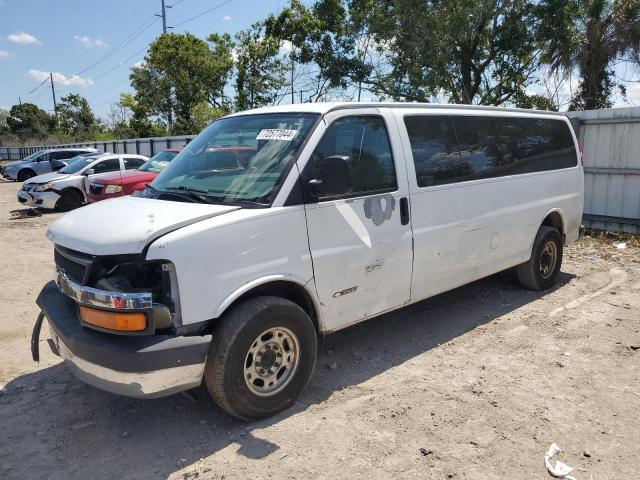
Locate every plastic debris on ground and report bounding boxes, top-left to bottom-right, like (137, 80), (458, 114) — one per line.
(544, 443), (575, 480)
(613, 242), (627, 250)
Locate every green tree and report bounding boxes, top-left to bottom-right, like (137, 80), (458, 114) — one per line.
(6, 103), (54, 141)
(359, 0), (540, 105)
(234, 23), (288, 110)
(266, 0), (376, 101)
(56, 94), (101, 140)
(537, 0), (640, 110)
(131, 33), (234, 134)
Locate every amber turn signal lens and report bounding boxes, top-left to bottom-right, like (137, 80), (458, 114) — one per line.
(80, 306), (147, 332)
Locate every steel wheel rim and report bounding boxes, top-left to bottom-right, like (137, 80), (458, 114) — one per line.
(244, 327), (300, 397)
(540, 240), (558, 279)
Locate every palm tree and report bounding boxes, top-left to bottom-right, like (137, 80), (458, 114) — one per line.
(537, 0), (640, 110)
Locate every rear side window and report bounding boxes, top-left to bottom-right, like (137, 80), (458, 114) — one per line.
(91, 158), (121, 174)
(311, 116), (397, 199)
(404, 116), (462, 187)
(124, 157), (146, 170)
(452, 116), (576, 181)
(405, 114), (576, 187)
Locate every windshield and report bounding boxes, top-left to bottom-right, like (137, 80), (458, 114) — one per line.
(151, 113), (319, 205)
(139, 150), (179, 173)
(21, 151), (43, 163)
(60, 156), (94, 174)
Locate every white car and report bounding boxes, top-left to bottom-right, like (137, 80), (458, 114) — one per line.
(18, 153), (148, 211)
(34, 103), (583, 419)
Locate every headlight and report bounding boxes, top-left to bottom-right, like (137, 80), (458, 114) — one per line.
(34, 182), (55, 192)
(104, 185), (123, 194)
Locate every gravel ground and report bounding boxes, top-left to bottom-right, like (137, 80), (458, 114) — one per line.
(0, 179), (639, 480)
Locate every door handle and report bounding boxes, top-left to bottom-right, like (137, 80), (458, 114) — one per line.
(400, 197), (410, 225)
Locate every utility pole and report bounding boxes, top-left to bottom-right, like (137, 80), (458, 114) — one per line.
(157, 0), (168, 34)
(50, 72), (57, 117)
(290, 46), (295, 104)
(18, 96), (22, 105)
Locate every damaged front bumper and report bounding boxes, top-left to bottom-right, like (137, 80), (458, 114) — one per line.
(34, 281), (212, 398)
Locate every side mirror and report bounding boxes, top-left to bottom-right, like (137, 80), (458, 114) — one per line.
(309, 155), (353, 197)
(84, 168), (95, 176)
(51, 160), (67, 171)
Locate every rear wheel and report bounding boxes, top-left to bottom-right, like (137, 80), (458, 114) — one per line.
(517, 226), (563, 291)
(17, 169), (35, 182)
(56, 190), (84, 212)
(204, 296), (317, 420)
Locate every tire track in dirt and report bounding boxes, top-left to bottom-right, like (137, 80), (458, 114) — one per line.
(547, 268), (628, 318)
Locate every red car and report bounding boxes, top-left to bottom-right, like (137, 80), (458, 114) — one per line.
(87, 148), (183, 203)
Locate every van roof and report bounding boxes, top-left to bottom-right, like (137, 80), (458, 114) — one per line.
(228, 102), (568, 118)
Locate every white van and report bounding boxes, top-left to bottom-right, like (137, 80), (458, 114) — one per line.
(33, 103), (583, 420)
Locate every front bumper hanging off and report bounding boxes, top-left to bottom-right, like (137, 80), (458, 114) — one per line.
(33, 281), (212, 398)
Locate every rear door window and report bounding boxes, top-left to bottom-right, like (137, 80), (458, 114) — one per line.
(91, 158), (121, 174)
(404, 115), (462, 187)
(124, 158), (146, 170)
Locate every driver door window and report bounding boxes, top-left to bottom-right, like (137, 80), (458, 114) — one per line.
(309, 116), (397, 200)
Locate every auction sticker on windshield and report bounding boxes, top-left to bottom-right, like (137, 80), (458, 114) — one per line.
(256, 129), (298, 141)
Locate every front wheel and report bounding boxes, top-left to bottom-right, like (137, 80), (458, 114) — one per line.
(517, 226), (563, 291)
(17, 169), (35, 182)
(204, 296), (317, 420)
(56, 190), (84, 212)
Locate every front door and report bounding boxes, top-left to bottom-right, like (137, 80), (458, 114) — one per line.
(302, 110), (413, 332)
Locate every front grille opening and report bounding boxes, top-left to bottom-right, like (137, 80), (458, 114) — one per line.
(54, 248), (88, 284)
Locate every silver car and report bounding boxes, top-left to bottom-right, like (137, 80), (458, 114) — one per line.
(1, 148), (98, 182)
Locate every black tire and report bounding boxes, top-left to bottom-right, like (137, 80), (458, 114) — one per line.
(56, 189), (84, 212)
(517, 226), (563, 291)
(204, 296), (317, 420)
(17, 169), (35, 182)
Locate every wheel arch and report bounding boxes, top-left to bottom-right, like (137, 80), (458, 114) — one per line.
(529, 209), (566, 253)
(211, 275), (321, 333)
(541, 209), (566, 240)
(58, 186), (87, 202)
(17, 167), (36, 179)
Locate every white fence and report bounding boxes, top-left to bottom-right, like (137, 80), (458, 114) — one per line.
(2, 107), (639, 233)
(567, 107), (640, 234)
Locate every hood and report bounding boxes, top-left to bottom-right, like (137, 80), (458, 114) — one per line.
(3, 160), (27, 170)
(47, 195), (240, 255)
(25, 171), (70, 185)
(93, 170), (157, 185)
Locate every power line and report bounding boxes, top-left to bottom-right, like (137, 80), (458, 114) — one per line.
(75, 16), (159, 76)
(172, 0), (234, 28)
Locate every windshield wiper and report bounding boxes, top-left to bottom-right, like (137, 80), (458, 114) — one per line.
(222, 199), (269, 208)
(163, 186), (215, 204)
(177, 185), (209, 194)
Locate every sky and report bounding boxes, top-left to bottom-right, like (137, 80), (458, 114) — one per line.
(0, 0), (638, 118)
(0, 0), (295, 118)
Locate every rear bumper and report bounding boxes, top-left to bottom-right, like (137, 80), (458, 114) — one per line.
(36, 281), (212, 398)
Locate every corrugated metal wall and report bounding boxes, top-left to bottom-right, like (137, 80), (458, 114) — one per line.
(567, 107), (640, 233)
(3, 107), (639, 233)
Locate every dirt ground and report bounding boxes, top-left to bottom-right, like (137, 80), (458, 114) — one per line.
(0, 178), (639, 480)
